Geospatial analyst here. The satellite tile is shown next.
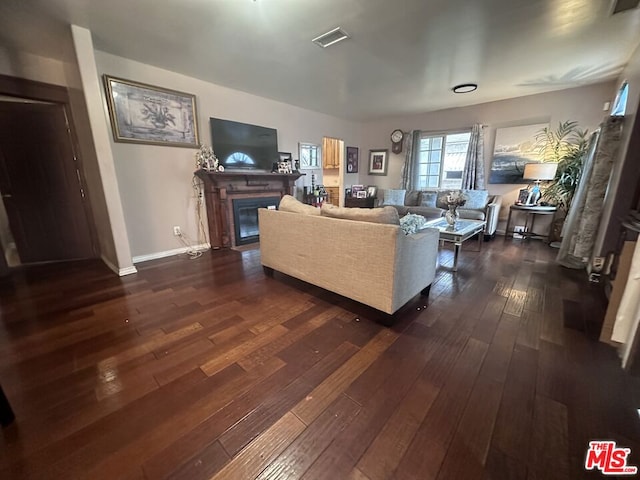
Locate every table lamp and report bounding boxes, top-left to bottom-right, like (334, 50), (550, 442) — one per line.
(523, 162), (558, 205)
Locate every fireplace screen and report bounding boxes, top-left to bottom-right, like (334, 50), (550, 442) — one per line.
(232, 197), (280, 246)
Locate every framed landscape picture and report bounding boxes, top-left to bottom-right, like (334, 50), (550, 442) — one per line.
(103, 75), (200, 147)
(489, 123), (546, 184)
(346, 146), (359, 173)
(368, 149), (388, 175)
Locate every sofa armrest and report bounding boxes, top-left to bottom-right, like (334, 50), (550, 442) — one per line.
(484, 195), (502, 236)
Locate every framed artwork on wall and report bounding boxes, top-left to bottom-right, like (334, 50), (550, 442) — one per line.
(346, 146), (359, 173)
(489, 123), (547, 184)
(103, 75), (199, 147)
(368, 149), (388, 175)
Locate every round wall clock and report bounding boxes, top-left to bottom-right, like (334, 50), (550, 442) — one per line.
(391, 129), (404, 154)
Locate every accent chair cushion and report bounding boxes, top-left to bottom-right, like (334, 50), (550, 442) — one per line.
(462, 189), (489, 209)
(381, 189), (406, 206)
(278, 195), (320, 215)
(321, 204), (400, 225)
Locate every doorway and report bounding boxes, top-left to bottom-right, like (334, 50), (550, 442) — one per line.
(0, 97), (96, 266)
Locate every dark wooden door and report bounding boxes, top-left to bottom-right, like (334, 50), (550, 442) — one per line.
(0, 102), (94, 263)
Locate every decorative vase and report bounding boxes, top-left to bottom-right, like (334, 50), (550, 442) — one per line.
(445, 205), (459, 226)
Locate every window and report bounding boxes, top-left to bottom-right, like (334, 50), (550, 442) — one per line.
(299, 142), (320, 169)
(415, 131), (471, 190)
(611, 80), (628, 116)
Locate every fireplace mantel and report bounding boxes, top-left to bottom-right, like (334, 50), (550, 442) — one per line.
(195, 169), (303, 248)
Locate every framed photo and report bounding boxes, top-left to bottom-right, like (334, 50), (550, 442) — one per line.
(489, 123), (547, 184)
(366, 185), (378, 198)
(103, 75), (199, 147)
(516, 188), (530, 205)
(346, 146), (359, 173)
(279, 152), (292, 162)
(368, 149), (388, 175)
(356, 190), (367, 199)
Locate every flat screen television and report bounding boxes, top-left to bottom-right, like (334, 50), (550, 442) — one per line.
(210, 117), (279, 171)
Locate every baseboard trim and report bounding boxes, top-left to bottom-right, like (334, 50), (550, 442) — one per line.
(132, 243), (211, 264)
(101, 255), (138, 276)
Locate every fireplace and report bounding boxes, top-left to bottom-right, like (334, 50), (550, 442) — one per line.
(195, 170), (303, 248)
(232, 196), (280, 246)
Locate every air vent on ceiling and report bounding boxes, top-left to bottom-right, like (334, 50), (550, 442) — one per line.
(611, 0), (640, 14)
(312, 27), (350, 48)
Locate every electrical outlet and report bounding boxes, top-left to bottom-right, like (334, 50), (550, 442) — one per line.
(173, 226), (181, 236)
(592, 256), (605, 272)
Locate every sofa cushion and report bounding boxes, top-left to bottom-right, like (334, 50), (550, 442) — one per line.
(419, 191), (438, 207)
(381, 189), (406, 206)
(458, 208), (486, 221)
(462, 189), (489, 209)
(404, 190), (421, 206)
(406, 206), (445, 220)
(321, 204), (400, 225)
(279, 194), (321, 215)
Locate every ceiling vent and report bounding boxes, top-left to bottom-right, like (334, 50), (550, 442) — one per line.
(611, 0), (640, 14)
(312, 27), (350, 48)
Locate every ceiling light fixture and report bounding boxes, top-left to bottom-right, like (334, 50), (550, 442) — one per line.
(312, 27), (350, 48)
(452, 83), (478, 94)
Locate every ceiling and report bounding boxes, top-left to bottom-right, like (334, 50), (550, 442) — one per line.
(1, 0), (639, 120)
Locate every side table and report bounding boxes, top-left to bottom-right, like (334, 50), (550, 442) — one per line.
(505, 204), (557, 240)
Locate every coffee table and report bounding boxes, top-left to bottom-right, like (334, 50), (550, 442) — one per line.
(423, 218), (486, 271)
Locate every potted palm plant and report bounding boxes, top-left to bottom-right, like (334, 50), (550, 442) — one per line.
(534, 121), (590, 242)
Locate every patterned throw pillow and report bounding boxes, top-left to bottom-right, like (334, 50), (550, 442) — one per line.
(381, 189), (406, 206)
(419, 191), (438, 207)
(462, 189), (489, 209)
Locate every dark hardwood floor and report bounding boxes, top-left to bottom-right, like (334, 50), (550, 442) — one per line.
(1, 238), (639, 479)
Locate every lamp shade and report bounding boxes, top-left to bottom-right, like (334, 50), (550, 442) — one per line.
(523, 162), (558, 181)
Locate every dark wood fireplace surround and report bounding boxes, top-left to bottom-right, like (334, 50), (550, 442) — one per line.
(195, 170), (303, 248)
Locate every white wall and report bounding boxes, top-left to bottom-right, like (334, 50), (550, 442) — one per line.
(358, 82), (616, 222)
(94, 51), (362, 258)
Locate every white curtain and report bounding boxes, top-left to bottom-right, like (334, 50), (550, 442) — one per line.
(400, 130), (421, 190)
(461, 124), (485, 190)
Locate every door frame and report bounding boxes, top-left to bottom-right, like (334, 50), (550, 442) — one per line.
(0, 74), (99, 262)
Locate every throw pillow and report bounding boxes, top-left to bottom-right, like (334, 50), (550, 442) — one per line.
(419, 191), (438, 207)
(435, 191), (450, 209)
(278, 195), (321, 215)
(381, 189), (406, 206)
(404, 190), (421, 206)
(462, 189), (489, 209)
(399, 213), (428, 235)
(321, 204), (400, 225)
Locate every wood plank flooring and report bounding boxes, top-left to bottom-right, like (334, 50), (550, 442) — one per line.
(1, 238), (639, 479)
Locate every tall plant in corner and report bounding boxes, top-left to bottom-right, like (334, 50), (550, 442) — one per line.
(534, 120), (589, 213)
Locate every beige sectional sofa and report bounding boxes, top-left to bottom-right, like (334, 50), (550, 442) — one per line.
(258, 196), (439, 316)
(379, 188), (502, 237)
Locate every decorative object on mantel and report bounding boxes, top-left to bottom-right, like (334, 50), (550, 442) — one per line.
(195, 145), (224, 172)
(445, 190), (467, 226)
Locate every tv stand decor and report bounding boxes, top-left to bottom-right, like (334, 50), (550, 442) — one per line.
(195, 169), (303, 248)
